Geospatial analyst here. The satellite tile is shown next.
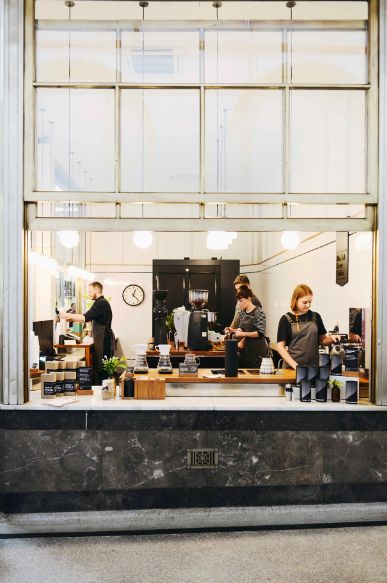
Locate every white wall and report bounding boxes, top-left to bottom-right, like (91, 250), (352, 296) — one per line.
(246, 232), (373, 342)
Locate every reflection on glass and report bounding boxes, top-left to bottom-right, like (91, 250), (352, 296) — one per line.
(205, 90), (283, 193)
(290, 30), (367, 84)
(121, 31), (200, 83)
(205, 31), (283, 83)
(120, 89), (200, 192)
(290, 90), (366, 193)
(36, 89), (115, 191)
(36, 30), (117, 82)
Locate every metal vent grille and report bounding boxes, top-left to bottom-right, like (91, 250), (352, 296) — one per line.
(186, 448), (219, 470)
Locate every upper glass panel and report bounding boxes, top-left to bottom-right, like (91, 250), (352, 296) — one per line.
(36, 30), (117, 82)
(290, 30), (368, 84)
(290, 89), (367, 193)
(120, 89), (200, 192)
(121, 31), (200, 84)
(36, 88), (115, 191)
(205, 31), (283, 84)
(205, 90), (284, 193)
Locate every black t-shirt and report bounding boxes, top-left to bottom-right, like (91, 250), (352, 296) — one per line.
(84, 296), (112, 328)
(277, 311), (327, 344)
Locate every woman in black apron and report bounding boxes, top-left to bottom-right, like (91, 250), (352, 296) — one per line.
(233, 285), (269, 368)
(276, 284), (340, 369)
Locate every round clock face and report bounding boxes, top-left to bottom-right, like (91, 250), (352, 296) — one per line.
(122, 284), (145, 306)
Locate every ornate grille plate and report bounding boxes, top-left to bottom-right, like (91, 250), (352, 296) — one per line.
(186, 448), (219, 470)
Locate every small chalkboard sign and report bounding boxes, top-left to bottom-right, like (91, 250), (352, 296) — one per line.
(179, 363), (198, 375)
(43, 382), (56, 396)
(64, 380), (76, 394)
(78, 366), (93, 389)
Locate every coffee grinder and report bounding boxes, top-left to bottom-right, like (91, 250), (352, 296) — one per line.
(153, 290), (169, 346)
(187, 289), (211, 351)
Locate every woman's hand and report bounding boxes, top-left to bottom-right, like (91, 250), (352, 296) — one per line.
(233, 328), (245, 339)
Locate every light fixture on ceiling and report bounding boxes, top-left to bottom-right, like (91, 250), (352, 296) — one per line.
(281, 231), (301, 250)
(133, 231), (153, 249)
(29, 252), (58, 275)
(207, 231), (237, 250)
(58, 230), (80, 249)
(67, 265), (95, 282)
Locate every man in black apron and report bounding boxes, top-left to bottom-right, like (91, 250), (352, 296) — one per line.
(60, 281), (113, 385)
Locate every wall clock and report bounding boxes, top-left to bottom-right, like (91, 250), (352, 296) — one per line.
(122, 284), (145, 306)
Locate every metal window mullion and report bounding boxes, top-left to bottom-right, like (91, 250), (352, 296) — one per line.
(36, 19), (368, 32)
(367, 0), (379, 200)
(200, 86), (205, 194)
(115, 85), (120, 194)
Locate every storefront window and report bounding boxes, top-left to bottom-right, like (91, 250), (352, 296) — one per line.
(23, 0), (377, 405)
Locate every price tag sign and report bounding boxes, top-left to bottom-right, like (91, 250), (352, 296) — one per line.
(179, 363), (198, 375)
(78, 366), (93, 389)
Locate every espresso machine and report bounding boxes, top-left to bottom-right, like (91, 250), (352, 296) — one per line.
(187, 289), (211, 351)
(153, 290), (169, 345)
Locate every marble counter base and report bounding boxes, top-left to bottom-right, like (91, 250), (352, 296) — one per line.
(0, 387), (381, 411)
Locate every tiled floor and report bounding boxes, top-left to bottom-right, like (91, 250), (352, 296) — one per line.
(1, 525), (387, 582)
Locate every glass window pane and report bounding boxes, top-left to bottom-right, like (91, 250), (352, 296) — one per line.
(36, 89), (115, 191)
(287, 204), (365, 219)
(205, 90), (284, 193)
(291, 30), (367, 84)
(205, 31), (283, 83)
(292, 2), (368, 21)
(290, 90), (366, 193)
(120, 89), (200, 192)
(36, 30), (116, 82)
(121, 31), (200, 83)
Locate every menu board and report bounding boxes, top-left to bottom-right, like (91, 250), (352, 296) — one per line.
(78, 367), (93, 389)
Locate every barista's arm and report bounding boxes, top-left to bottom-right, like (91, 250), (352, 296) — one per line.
(320, 333), (341, 346)
(276, 340), (298, 370)
(59, 311), (85, 323)
(234, 329), (258, 338)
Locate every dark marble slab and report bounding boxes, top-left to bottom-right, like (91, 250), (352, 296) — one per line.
(322, 431), (387, 483)
(0, 430), (102, 492)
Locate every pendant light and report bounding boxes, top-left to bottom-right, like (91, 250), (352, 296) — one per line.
(58, 230), (80, 249)
(281, 231), (300, 250)
(133, 231), (153, 249)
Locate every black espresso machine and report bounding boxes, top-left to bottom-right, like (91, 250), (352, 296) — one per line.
(187, 289), (211, 351)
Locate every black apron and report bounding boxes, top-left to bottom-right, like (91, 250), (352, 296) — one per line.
(284, 312), (319, 367)
(238, 307), (269, 368)
(92, 320), (113, 381)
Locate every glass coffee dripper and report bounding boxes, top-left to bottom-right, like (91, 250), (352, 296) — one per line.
(133, 344), (149, 374)
(156, 344), (173, 374)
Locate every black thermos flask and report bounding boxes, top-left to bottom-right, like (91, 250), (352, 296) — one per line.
(225, 338), (238, 377)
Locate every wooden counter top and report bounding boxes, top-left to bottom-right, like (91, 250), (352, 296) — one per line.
(131, 368), (369, 387)
(147, 348), (225, 356)
(135, 368), (295, 384)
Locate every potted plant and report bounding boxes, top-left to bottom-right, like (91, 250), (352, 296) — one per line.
(101, 355), (127, 399)
(166, 313), (175, 344)
(329, 379), (342, 403)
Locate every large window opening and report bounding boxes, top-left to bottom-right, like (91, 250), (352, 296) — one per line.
(25, 0), (377, 405)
